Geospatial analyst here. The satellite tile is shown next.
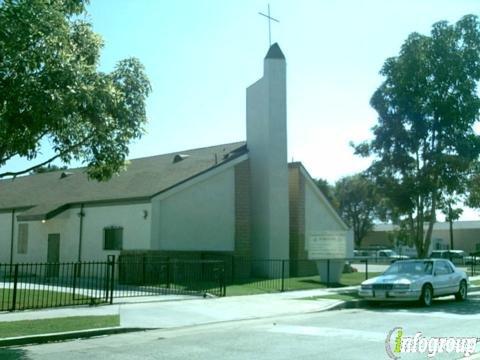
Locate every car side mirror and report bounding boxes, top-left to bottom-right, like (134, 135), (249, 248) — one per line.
(433, 271), (437, 276)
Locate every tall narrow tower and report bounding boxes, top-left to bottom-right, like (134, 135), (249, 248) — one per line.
(246, 43), (289, 260)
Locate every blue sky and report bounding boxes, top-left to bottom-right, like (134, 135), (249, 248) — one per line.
(5, 0), (480, 218)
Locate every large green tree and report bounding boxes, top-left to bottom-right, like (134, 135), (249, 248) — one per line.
(334, 174), (378, 248)
(0, 0), (151, 180)
(355, 15), (480, 257)
(315, 178), (337, 209)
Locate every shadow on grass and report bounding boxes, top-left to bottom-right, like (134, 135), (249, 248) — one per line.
(0, 348), (29, 360)
(291, 279), (351, 288)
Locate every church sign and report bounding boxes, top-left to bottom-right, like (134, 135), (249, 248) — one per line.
(307, 231), (347, 260)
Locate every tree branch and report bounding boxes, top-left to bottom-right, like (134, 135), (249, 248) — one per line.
(0, 152), (64, 178)
(0, 137), (91, 179)
(0, 130), (50, 165)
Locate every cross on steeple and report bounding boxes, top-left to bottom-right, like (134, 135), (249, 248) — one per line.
(258, 4), (279, 46)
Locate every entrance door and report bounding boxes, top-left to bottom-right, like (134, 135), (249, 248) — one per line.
(47, 233), (60, 277)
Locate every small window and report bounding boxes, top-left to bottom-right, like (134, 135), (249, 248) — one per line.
(435, 261), (453, 275)
(17, 223), (28, 254)
(104, 227), (123, 250)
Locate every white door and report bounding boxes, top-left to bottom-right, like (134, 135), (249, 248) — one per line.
(432, 261), (454, 295)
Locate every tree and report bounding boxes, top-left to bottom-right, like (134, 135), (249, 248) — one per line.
(0, 0), (151, 180)
(441, 196), (463, 250)
(315, 178), (337, 209)
(355, 15), (480, 257)
(334, 174), (378, 248)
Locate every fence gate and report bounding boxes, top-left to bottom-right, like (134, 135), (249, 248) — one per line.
(115, 255), (226, 299)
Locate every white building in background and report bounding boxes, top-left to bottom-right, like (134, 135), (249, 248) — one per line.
(0, 44), (352, 276)
(363, 221), (480, 255)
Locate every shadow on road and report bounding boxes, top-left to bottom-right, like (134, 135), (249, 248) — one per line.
(0, 348), (30, 360)
(355, 293), (480, 315)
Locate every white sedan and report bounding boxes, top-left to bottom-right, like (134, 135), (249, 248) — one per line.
(358, 259), (469, 306)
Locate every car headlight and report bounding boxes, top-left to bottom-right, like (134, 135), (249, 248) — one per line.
(361, 284), (372, 290)
(393, 284), (410, 290)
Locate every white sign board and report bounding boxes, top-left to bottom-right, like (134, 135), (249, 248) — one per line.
(308, 231), (347, 260)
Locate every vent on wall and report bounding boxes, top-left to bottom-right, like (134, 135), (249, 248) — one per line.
(60, 172), (73, 179)
(173, 154), (190, 163)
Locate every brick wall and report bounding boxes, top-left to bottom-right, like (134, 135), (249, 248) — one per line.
(234, 159), (252, 259)
(288, 164), (316, 276)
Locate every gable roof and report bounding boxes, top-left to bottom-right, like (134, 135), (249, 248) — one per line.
(0, 142), (247, 220)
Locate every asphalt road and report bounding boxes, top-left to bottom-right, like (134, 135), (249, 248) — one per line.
(3, 294), (480, 360)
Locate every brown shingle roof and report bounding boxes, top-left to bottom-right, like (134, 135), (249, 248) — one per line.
(0, 142), (247, 220)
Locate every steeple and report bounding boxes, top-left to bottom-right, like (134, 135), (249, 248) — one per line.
(246, 43), (288, 263)
(265, 43), (285, 59)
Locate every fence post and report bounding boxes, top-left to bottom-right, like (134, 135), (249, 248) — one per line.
(281, 260), (285, 292)
(108, 255), (115, 304)
(166, 257), (171, 289)
(231, 256), (235, 285)
(73, 262), (78, 301)
(104, 260), (110, 302)
(11, 264), (19, 311)
(326, 259), (330, 287)
(365, 259), (369, 280)
(221, 263), (226, 297)
(142, 254), (146, 285)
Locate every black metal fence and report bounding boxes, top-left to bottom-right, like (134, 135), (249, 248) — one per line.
(224, 258), (381, 293)
(223, 256), (480, 294)
(1, 255), (477, 311)
(115, 255), (225, 298)
(0, 256), (226, 312)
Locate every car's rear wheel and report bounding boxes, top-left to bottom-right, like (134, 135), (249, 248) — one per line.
(455, 280), (467, 301)
(420, 284), (433, 307)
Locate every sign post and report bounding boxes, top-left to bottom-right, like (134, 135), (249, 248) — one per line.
(307, 231), (348, 284)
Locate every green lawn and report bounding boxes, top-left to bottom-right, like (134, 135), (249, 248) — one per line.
(471, 279), (480, 286)
(224, 272), (381, 296)
(0, 289), (102, 311)
(0, 315), (120, 338)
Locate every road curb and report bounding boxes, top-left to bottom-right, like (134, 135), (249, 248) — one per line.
(325, 288), (480, 312)
(325, 299), (366, 311)
(0, 327), (153, 348)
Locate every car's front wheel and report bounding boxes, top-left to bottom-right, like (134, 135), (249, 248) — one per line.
(455, 280), (467, 301)
(420, 284), (433, 307)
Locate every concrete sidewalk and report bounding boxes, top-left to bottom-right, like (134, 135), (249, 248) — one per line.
(0, 287), (341, 328)
(1, 279), (478, 330)
(119, 288), (342, 329)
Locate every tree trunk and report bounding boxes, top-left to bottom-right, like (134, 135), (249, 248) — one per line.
(423, 192), (437, 258)
(448, 203), (454, 250)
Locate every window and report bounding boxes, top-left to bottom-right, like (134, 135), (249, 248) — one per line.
(17, 223), (28, 254)
(103, 227), (123, 250)
(435, 261), (453, 275)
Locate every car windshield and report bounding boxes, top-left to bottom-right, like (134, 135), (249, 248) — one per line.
(384, 261), (433, 275)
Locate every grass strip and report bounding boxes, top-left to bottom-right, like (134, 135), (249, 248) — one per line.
(0, 315), (119, 339)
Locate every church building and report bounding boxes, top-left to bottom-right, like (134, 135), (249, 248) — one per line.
(0, 44), (353, 274)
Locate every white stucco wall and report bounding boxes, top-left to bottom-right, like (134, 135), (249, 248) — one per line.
(246, 51), (290, 260)
(1, 202), (151, 264)
(80, 203), (152, 261)
(304, 178), (354, 258)
(0, 211), (14, 263)
(151, 167), (235, 252)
